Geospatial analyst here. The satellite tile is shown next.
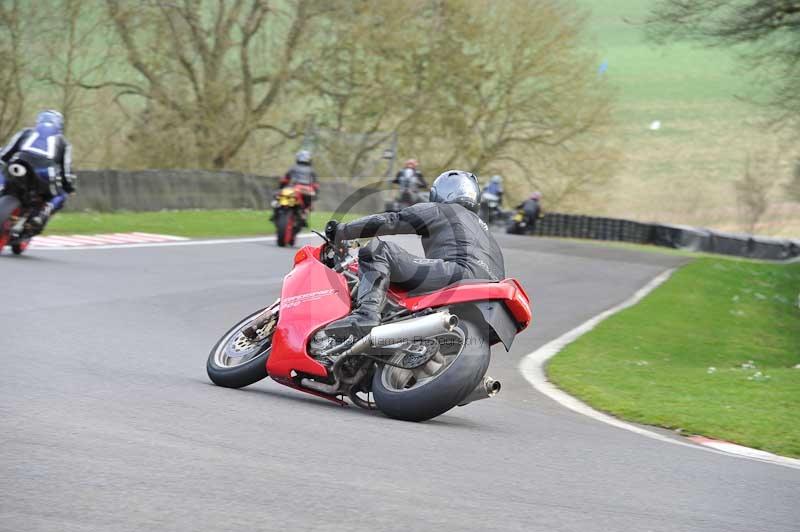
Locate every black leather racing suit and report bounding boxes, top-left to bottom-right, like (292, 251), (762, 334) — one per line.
(516, 198), (541, 234)
(280, 163), (318, 209)
(337, 202), (505, 293)
(392, 169), (427, 190)
(0, 127), (75, 208)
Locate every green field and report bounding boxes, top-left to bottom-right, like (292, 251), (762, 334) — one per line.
(576, 1), (798, 237)
(46, 210), (350, 238)
(548, 258), (800, 457)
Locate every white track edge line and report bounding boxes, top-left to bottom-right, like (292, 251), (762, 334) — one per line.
(28, 233), (317, 251)
(519, 268), (800, 471)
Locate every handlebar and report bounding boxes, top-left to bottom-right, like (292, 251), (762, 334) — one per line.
(315, 229), (360, 272)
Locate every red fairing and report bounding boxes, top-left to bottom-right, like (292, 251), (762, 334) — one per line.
(392, 279), (532, 329)
(267, 251), (351, 380)
(293, 244), (322, 265)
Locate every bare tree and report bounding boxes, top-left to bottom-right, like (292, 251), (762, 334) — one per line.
(736, 153), (774, 233)
(300, 0), (440, 180)
(95, 0), (326, 169)
(786, 159), (800, 201)
(34, 0), (114, 132)
(0, 0), (26, 141)
(308, 0), (617, 204)
(426, 1), (616, 188)
(646, 1), (800, 123)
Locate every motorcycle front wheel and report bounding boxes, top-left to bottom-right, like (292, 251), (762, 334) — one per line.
(371, 318), (490, 422)
(206, 307), (277, 389)
(11, 240), (29, 255)
(275, 209), (297, 247)
(0, 196), (21, 254)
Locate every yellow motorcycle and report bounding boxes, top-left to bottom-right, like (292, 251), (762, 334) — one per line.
(506, 208), (527, 235)
(272, 184), (315, 247)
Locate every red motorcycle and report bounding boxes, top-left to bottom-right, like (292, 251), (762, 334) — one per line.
(272, 183), (317, 247)
(207, 233), (532, 421)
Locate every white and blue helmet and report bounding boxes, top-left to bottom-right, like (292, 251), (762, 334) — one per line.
(36, 110), (64, 134)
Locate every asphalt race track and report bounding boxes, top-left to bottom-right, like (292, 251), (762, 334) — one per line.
(2, 234), (798, 532)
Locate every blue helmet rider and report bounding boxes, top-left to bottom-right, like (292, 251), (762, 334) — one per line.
(482, 175), (504, 205)
(0, 110), (76, 231)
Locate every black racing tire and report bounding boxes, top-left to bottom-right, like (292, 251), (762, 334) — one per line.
(11, 241), (28, 255)
(288, 209), (299, 247)
(506, 222), (523, 235)
(275, 209), (290, 247)
(275, 209), (299, 247)
(206, 308), (275, 389)
(371, 318), (490, 422)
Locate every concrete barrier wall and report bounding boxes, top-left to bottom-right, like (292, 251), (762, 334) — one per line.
(66, 170), (385, 214)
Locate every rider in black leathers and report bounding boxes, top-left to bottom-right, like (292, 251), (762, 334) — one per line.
(515, 192), (542, 234)
(389, 159), (427, 209)
(280, 149), (319, 211)
(392, 159), (427, 190)
(325, 170), (505, 337)
(0, 110), (75, 231)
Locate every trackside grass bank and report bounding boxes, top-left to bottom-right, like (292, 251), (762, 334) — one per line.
(548, 258), (800, 458)
(47, 210), (351, 238)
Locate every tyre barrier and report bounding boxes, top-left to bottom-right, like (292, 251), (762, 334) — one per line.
(530, 213), (799, 261)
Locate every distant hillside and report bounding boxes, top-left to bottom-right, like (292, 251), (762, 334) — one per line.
(577, 0), (798, 237)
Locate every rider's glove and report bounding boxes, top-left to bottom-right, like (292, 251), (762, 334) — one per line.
(325, 220), (340, 243)
(63, 174), (77, 194)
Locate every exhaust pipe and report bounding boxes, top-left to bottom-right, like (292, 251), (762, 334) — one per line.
(458, 376), (501, 406)
(301, 312), (458, 395)
(368, 312), (458, 348)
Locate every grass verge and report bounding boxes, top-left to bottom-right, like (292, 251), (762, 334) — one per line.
(548, 258), (800, 457)
(46, 209), (352, 238)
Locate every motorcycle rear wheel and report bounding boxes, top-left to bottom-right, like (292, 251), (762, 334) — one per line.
(371, 318), (490, 422)
(506, 222), (524, 235)
(207, 307), (277, 389)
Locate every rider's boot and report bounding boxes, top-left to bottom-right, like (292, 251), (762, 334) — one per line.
(325, 271), (389, 339)
(29, 202), (54, 234)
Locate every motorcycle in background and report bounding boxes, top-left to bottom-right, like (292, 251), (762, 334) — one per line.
(506, 208), (528, 235)
(206, 232), (532, 422)
(507, 207), (544, 235)
(385, 168), (427, 212)
(272, 183), (316, 247)
(479, 191), (503, 225)
(0, 157), (51, 255)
